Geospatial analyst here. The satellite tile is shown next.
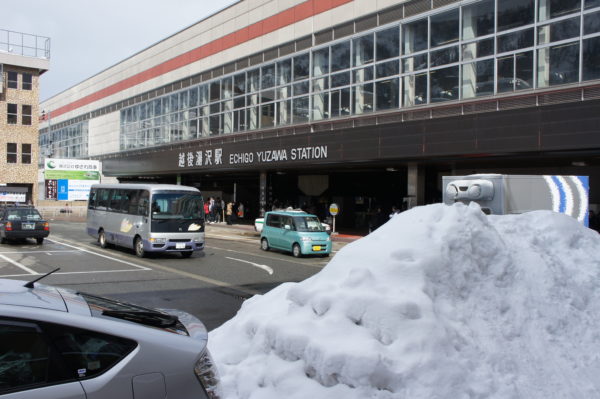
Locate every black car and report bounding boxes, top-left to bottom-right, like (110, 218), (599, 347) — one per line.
(0, 206), (50, 244)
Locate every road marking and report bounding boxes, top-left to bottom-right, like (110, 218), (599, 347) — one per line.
(0, 250), (79, 254)
(206, 233), (257, 243)
(210, 245), (329, 268)
(0, 253), (38, 275)
(0, 269), (148, 278)
(48, 239), (152, 271)
(225, 257), (274, 275)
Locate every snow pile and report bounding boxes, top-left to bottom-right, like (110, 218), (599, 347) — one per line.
(209, 202), (600, 399)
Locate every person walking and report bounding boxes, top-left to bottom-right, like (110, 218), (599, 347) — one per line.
(226, 201), (234, 225)
(204, 200), (210, 222)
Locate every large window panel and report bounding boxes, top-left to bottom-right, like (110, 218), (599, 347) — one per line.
(260, 103), (275, 128)
(353, 34), (374, 67)
(539, 0), (581, 21)
(312, 77), (328, 92)
(7, 103), (17, 125)
(462, 38), (494, 61)
(403, 53), (428, 72)
(331, 72), (350, 88)
(22, 73), (32, 90)
(22, 105), (32, 125)
(293, 81), (310, 96)
(210, 82), (220, 102)
(376, 27), (399, 61)
(498, 0), (535, 32)
(353, 66), (374, 83)
(248, 69), (260, 92)
(376, 60), (399, 78)
(331, 88), (351, 117)
(586, 0), (600, 8)
(430, 46), (459, 67)
(584, 10), (600, 34)
(538, 17), (580, 45)
(498, 51), (534, 92)
(7, 71), (18, 89)
(234, 73), (246, 96)
(376, 78), (399, 110)
(331, 41), (351, 71)
(277, 59), (292, 85)
(353, 83), (374, 114)
(261, 64), (275, 89)
(462, 59), (494, 99)
(462, 0), (495, 40)
(403, 18), (428, 54)
(277, 100), (291, 125)
(430, 66), (459, 102)
(403, 73), (428, 106)
(311, 92), (329, 121)
(293, 53), (310, 81)
(431, 9), (459, 48)
(292, 96), (309, 123)
(221, 77), (233, 99)
(537, 42), (580, 87)
(497, 29), (534, 53)
(313, 48), (329, 76)
(582, 36), (600, 80)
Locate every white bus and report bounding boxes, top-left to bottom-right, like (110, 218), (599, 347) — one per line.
(86, 184), (204, 258)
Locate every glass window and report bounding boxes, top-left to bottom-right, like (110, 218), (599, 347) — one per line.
(430, 65), (459, 102)
(247, 106), (258, 130)
(293, 53), (310, 81)
(7, 71), (18, 89)
(277, 85), (290, 99)
(353, 66), (374, 83)
(209, 115), (220, 135)
(277, 59), (292, 85)
(497, 29), (534, 53)
(430, 46), (459, 67)
(586, 0), (600, 8)
(311, 92), (329, 120)
(584, 10), (600, 34)
(376, 60), (399, 78)
(462, 38), (494, 61)
(22, 105), (32, 125)
(353, 83), (373, 114)
(248, 69), (260, 92)
(539, 0), (581, 21)
(210, 82), (220, 102)
(331, 72), (350, 88)
(331, 87), (351, 117)
(313, 48), (329, 76)
(292, 96), (309, 123)
(431, 9), (459, 48)
(353, 34), (374, 67)
(498, 0), (535, 32)
(6, 143), (17, 163)
(293, 81), (310, 96)
(260, 90), (275, 103)
(22, 144), (32, 164)
(376, 78), (399, 110)
(376, 27), (399, 61)
(221, 77), (233, 99)
(277, 100), (291, 125)
(462, 59), (494, 98)
(538, 17), (580, 45)
(537, 42), (580, 87)
(403, 54), (428, 72)
(261, 64), (275, 89)
(234, 73), (246, 96)
(498, 51), (534, 92)
(22, 73), (32, 90)
(313, 77), (328, 92)
(331, 41), (351, 71)
(403, 73), (427, 106)
(462, 0), (494, 40)
(7, 104), (17, 125)
(189, 87), (199, 107)
(403, 18), (428, 54)
(583, 36), (600, 80)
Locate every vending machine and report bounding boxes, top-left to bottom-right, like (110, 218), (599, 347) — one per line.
(442, 174), (589, 225)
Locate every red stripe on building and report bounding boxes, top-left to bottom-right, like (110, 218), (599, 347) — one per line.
(49, 0), (354, 120)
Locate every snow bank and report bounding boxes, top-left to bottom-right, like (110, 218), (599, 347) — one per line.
(209, 202), (600, 399)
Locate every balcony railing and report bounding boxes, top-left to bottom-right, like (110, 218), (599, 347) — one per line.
(0, 28), (50, 59)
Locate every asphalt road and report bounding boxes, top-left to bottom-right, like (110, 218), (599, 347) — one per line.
(0, 221), (330, 331)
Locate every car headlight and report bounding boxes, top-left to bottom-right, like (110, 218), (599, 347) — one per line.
(300, 236), (312, 242)
(149, 237), (166, 244)
(193, 237), (203, 243)
(194, 349), (222, 398)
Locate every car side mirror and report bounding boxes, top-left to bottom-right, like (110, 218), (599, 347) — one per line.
(284, 224), (291, 230)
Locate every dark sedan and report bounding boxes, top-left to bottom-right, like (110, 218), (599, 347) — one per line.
(0, 206), (50, 244)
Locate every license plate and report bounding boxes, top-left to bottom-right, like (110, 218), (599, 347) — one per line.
(22, 223), (35, 230)
(312, 245), (322, 251)
(175, 243), (186, 249)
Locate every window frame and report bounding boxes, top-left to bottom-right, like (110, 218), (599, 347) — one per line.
(22, 105), (32, 126)
(6, 143), (17, 164)
(7, 103), (18, 125)
(21, 144), (32, 164)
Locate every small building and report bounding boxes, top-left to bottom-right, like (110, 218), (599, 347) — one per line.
(0, 28), (50, 205)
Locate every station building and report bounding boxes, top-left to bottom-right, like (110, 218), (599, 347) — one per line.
(1, 29), (49, 204)
(39, 0), (600, 231)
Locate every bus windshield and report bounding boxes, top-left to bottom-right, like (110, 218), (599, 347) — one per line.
(151, 192), (204, 220)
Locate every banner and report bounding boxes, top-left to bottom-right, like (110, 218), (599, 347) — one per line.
(45, 158), (100, 200)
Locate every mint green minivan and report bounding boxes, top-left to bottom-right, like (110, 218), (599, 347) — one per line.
(260, 210), (332, 257)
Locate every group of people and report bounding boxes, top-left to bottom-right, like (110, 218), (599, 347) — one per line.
(203, 197), (245, 225)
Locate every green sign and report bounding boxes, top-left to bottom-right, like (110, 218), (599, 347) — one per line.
(44, 170), (100, 180)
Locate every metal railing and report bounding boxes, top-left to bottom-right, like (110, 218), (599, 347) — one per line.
(0, 28), (50, 59)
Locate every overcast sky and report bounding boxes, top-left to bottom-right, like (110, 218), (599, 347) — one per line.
(3, 0), (237, 101)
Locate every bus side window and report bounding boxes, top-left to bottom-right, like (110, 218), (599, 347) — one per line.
(138, 191), (149, 216)
(88, 190), (97, 209)
(127, 190), (141, 215)
(97, 189), (110, 210)
(109, 190), (125, 213)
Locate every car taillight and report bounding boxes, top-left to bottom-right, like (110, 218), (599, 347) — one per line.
(43, 222), (49, 231)
(194, 349), (222, 399)
(6, 222), (12, 231)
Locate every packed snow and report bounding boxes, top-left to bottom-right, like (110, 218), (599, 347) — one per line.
(209, 202), (600, 399)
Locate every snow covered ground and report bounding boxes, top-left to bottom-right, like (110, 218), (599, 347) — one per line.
(209, 202), (600, 399)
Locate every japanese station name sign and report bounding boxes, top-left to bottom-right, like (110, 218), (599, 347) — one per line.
(177, 145), (329, 169)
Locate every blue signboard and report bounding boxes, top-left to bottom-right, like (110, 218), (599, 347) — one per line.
(57, 179), (69, 201)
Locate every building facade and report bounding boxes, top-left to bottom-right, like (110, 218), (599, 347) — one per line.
(39, 0), (600, 231)
(1, 29), (50, 204)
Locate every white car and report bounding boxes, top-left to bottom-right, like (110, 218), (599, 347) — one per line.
(0, 274), (221, 398)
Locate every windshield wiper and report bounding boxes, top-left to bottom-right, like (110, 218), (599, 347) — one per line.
(102, 310), (178, 328)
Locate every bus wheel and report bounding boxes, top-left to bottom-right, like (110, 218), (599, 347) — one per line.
(99, 230), (108, 248)
(134, 237), (146, 258)
(292, 243), (302, 258)
(181, 251), (193, 258)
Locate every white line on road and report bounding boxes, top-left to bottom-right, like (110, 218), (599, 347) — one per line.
(0, 250), (79, 254)
(0, 269), (147, 278)
(0, 253), (38, 275)
(225, 256), (274, 275)
(47, 239), (152, 271)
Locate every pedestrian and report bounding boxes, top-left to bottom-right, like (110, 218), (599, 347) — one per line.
(204, 200), (210, 222)
(209, 197), (215, 223)
(237, 202), (245, 219)
(226, 201), (234, 225)
(214, 197), (223, 223)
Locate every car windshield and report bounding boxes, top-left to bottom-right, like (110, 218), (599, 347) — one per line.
(6, 209), (42, 221)
(151, 191), (204, 220)
(293, 216), (325, 232)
